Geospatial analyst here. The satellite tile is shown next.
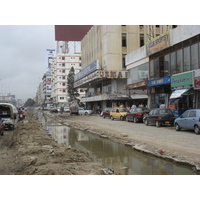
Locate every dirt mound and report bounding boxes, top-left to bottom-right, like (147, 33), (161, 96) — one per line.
(0, 111), (102, 175)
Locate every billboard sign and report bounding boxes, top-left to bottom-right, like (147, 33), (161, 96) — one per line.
(146, 31), (170, 55)
(46, 49), (56, 72)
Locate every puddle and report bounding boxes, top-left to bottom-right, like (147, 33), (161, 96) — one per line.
(36, 112), (197, 175)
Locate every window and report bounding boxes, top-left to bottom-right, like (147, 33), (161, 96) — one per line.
(62, 57), (65, 60)
(183, 46), (190, 71)
(170, 51), (176, 75)
(150, 60), (154, 79)
(177, 49), (183, 73)
(63, 89), (66, 93)
(181, 110), (189, 118)
(62, 70), (65, 73)
(60, 97), (64, 100)
(191, 43), (198, 70)
(62, 83), (66, 86)
(62, 63), (65, 67)
(189, 111), (196, 117)
(154, 58), (159, 78)
(122, 37), (126, 47)
(164, 54), (170, 76)
(62, 76), (65, 80)
(140, 36), (144, 47)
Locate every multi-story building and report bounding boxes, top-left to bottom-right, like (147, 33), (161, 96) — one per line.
(74, 25), (175, 110)
(0, 94), (16, 106)
(125, 25), (200, 118)
(51, 53), (85, 106)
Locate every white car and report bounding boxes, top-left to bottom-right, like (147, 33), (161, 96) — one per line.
(64, 107), (70, 112)
(78, 108), (93, 115)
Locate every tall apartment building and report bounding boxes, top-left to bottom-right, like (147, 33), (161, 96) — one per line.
(51, 53), (85, 106)
(75, 25), (176, 110)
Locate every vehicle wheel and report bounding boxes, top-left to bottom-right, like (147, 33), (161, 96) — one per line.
(111, 116), (114, 120)
(0, 132), (3, 136)
(170, 123), (174, 127)
(194, 125), (200, 135)
(126, 116), (129, 122)
(103, 116), (105, 119)
(85, 112), (88, 116)
(175, 123), (181, 131)
(133, 117), (138, 123)
(156, 121), (161, 127)
(144, 119), (149, 126)
(120, 116), (124, 121)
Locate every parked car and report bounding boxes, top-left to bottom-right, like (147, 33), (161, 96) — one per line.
(143, 108), (175, 127)
(174, 109), (200, 134)
(101, 107), (112, 119)
(110, 107), (128, 121)
(0, 118), (5, 136)
(126, 107), (150, 123)
(64, 107), (70, 113)
(50, 107), (59, 113)
(78, 107), (93, 115)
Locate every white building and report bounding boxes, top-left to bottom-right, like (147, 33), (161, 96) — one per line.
(51, 53), (85, 106)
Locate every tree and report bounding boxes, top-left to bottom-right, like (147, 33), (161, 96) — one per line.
(24, 98), (36, 107)
(67, 67), (80, 102)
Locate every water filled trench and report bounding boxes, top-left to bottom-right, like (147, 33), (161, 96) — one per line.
(36, 112), (197, 175)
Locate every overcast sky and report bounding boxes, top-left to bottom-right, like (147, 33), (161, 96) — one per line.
(0, 25), (56, 100)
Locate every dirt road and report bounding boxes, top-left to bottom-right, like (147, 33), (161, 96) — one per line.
(0, 111), (102, 175)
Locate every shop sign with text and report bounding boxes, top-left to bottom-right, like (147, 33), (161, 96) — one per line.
(146, 31), (170, 55)
(148, 76), (171, 87)
(171, 72), (193, 90)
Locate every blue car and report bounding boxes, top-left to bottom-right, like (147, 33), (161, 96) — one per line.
(174, 109), (200, 134)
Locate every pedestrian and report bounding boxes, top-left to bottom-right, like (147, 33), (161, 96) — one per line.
(119, 103), (124, 108)
(22, 108), (26, 119)
(139, 103), (144, 108)
(160, 102), (166, 109)
(131, 104), (136, 109)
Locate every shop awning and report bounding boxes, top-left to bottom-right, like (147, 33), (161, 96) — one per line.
(169, 88), (189, 99)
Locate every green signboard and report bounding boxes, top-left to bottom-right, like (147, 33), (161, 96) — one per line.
(171, 72), (193, 90)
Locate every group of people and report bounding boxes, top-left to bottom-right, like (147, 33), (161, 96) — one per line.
(18, 107), (26, 121)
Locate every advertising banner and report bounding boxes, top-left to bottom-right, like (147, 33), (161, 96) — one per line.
(193, 69), (200, 90)
(46, 49), (56, 72)
(146, 31), (170, 55)
(171, 71), (193, 90)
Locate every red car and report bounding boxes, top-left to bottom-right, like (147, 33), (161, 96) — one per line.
(126, 107), (150, 123)
(0, 118), (5, 136)
(101, 107), (112, 119)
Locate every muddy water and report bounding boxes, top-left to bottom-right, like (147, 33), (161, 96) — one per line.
(37, 112), (197, 175)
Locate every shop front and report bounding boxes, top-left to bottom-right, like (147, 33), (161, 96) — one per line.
(169, 71), (194, 118)
(124, 80), (148, 108)
(148, 76), (171, 109)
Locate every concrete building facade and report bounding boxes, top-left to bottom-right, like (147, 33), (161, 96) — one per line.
(125, 25), (200, 118)
(51, 53), (85, 106)
(75, 25), (175, 110)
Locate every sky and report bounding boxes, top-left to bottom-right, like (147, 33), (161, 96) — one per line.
(0, 25), (56, 101)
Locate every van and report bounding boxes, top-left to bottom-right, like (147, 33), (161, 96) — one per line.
(0, 103), (18, 130)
